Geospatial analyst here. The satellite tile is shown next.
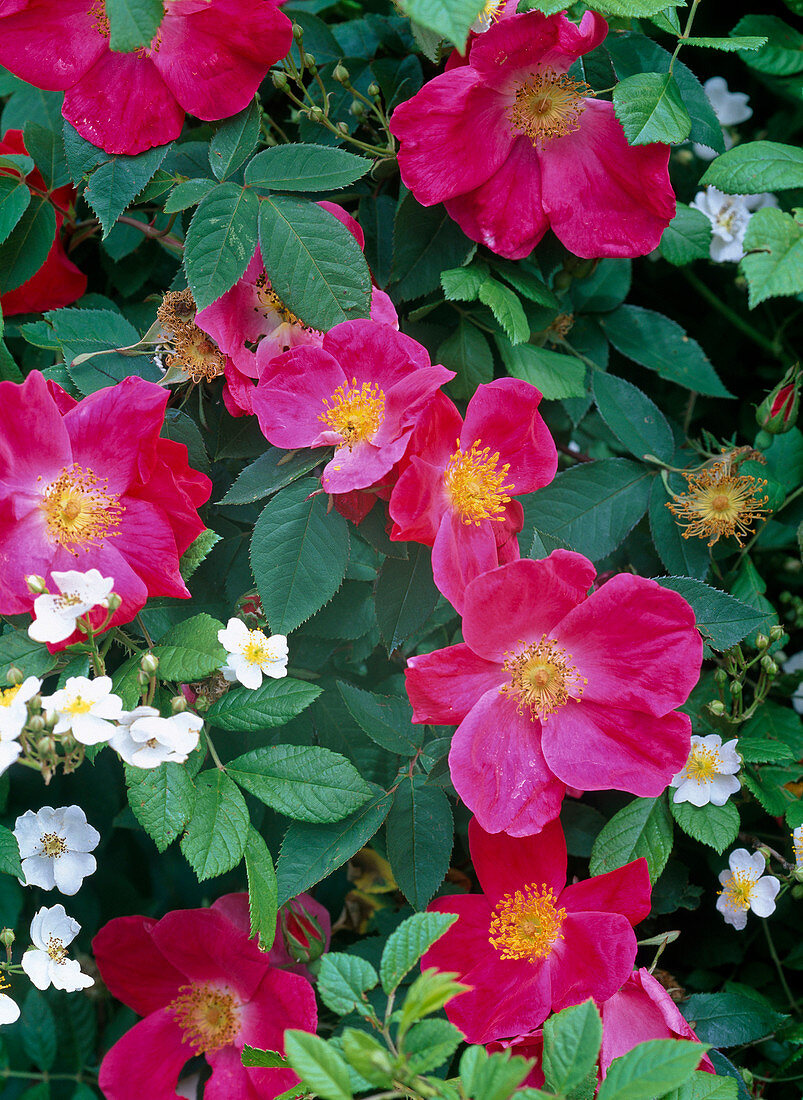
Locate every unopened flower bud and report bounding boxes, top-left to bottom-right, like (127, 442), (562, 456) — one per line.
(708, 699), (726, 716)
(141, 653), (159, 675)
(60, 733), (76, 752)
(6, 666), (24, 686)
(755, 633), (769, 650)
(136, 670), (151, 687)
(27, 715), (45, 735)
(37, 734), (56, 755)
(554, 270), (573, 291)
(756, 364), (801, 435)
(793, 871), (803, 887)
(271, 70), (289, 91)
(714, 668), (728, 686)
(337, 121), (350, 135)
(761, 655), (778, 676)
(194, 694), (210, 713)
(292, 22), (303, 40)
(308, 106), (325, 124)
(305, 55), (316, 73)
(279, 901), (327, 965)
(730, 680), (742, 696)
(170, 695), (188, 714)
(350, 99), (365, 117)
(757, 845), (773, 862)
(333, 63), (350, 84)
(25, 575), (47, 595)
(769, 624), (785, 642)
(105, 592), (122, 612)
(0, 928), (14, 948)
(367, 82), (380, 97)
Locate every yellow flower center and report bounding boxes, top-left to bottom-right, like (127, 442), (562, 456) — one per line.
(171, 983), (241, 1054)
(667, 463), (769, 547)
(444, 439), (514, 525)
(241, 632), (274, 665)
(489, 883), (566, 961)
(255, 274), (315, 330)
(682, 744), (722, 784)
(62, 695), (94, 716)
(41, 465), (123, 553)
(475, 0), (504, 29)
(41, 832), (67, 858)
(719, 870), (755, 913)
(500, 635), (585, 721)
(0, 685), (21, 709)
(46, 936), (68, 963)
(89, 0), (109, 37)
(509, 69), (590, 148)
(320, 379), (386, 449)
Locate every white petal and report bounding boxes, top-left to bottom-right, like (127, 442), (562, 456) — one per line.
(51, 958), (93, 992)
(0, 993), (20, 1024)
(730, 848), (764, 878)
(750, 876), (781, 917)
(0, 741), (22, 776)
(708, 775), (741, 806)
(28, 606), (77, 644)
(674, 779), (711, 808)
(218, 618), (248, 651)
(71, 713), (116, 745)
(38, 905), (80, 947)
(21, 949), (54, 990)
(53, 852), (96, 895)
(233, 657), (262, 690)
(21, 855), (57, 891)
(61, 813), (100, 853)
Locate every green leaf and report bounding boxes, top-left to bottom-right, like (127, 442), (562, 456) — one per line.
(227, 744), (373, 824)
(732, 14), (803, 76)
(0, 196), (56, 293)
(46, 307), (146, 394)
(244, 143), (370, 191)
(441, 265), (486, 302)
(0, 174), (31, 244)
(613, 72), (691, 145)
(593, 372), (674, 463)
(242, 1046), (290, 1069)
(284, 1031), (353, 1100)
(660, 203), (712, 266)
(180, 769), (249, 881)
(207, 679), (322, 733)
(84, 142), (170, 236)
(107, 0), (164, 51)
(669, 799), (739, 854)
(318, 952), (379, 1016)
(656, 578), (766, 651)
(702, 140), (803, 195)
(386, 777), (453, 909)
(478, 279), (529, 344)
(375, 543), (439, 653)
(396, 0), (486, 50)
(185, 182), (259, 310)
(685, 36), (767, 52)
(589, 796), (673, 882)
(680, 992), (786, 1046)
(663, 1071), (739, 1100)
(207, 99), (261, 182)
(164, 177), (217, 213)
(742, 701), (803, 758)
(179, 528), (221, 581)
(741, 208), (803, 308)
(390, 191), (476, 301)
(258, 194), (371, 330)
(588, 0), (685, 12)
(737, 736), (795, 764)
(499, 341), (587, 400)
(277, 787), (393, 903)
(648, 480), (710, 581)
(496, 261), (562, 309)
(151, 613), (227, 681)
(0, 628), (57, 679)
(245, 826), (278, 951)
(126, 762), (196, 853)
(0, 824), (22, 878)
(597, 1039), (708, 1100)
(218, 448), (325, 506)
(404, 1018), (464, 1075)
(337, 682), (424, 756)
(458, 1047), (533, 1100)
(380, 911), (458, 994)
(543, 1000), (603, 1096)
(523, 458), (652, 561)
(601, 306), (731, 397)
(250, 479), (350, 634)
(21, 989), (57, 1072)
(438, 318), (494, 400)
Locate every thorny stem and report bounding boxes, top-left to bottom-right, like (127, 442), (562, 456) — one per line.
(669, 0), (704, 74)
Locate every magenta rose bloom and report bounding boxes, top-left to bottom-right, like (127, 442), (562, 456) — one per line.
(406, 550), (702, 836)
(251, 319), (454, 494)
(389, 10), (675, 260)
(389, 379), (557, 612)
(423, 817), (651, 1043)
(93, 893), (317, 1100)
(195, 202), (398, 417)
(0, 371), (211, 633)
(0, 0), (292, 155)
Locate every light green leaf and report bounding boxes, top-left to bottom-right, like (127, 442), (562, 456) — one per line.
(395, 0), (486, 50)
(656, 577), (767, 650)
(210, 99), (261, 181)
(543, 1001), (603, 1096)
(180, 769), (249, 881)
(593, 372), (674, 462)
(499, 342), (587, 400)
(244, 143), (370, 191)
(207, 679), (322, 733)
(318, 953), (379, 1016)
(597, 1039), (708, 1100)
(179, 528), (221, 581)
(380, 911), (458, 994)
(701, 141), (803, 194)
(684, 36), (767, 52)
(613, 72), (691, 145)
(245, 826), (278, 951)
(660, 203), (712, 266)
(441, 265), (486, 302)
(107, 0), (164, 51)
(478, 279), (530, 344)
(741, 208), (803, 307)
(218, 448), (327, 506)
(669, 799), (739, 854)
(386, 777), (453, 909)
(151, 613), (227, 681)
(126, 763), (196, 853)
(84, 142), (170, 236)
(284, 1031), (353, 1100)
(589, 796), (673, 882)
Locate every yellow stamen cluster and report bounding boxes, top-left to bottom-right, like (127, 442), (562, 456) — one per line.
(793, 831), (803, 867)
(320, 379), (386, 449)
(667, 463), (769, 547)
(62, 695), (94, 717)
(41, 832), (67, 858)
(475, 0), (505, 29)
(489, 883), (566, 961)
(509, 69), (590, 149)
(255, 274), (317, 332)
(718, 870), (755, 913)
(41, 465), (123, 553)
(500, 635), (585, 721)
(46, 937), (67, 963)
(681, 743), (722, 784)
(89, 0), (109, 37)
(444, 439), (514, 525)
(0, 685), (22, 708)
(242, 633), (277, 666)
(157, 289), (227, 383)
(171, 983), (241, 1054)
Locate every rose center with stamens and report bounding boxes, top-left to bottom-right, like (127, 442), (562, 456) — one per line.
(489, 883), (566, 961)
(319, 379), (386, 449)
(171, 983), (241, 1054)
(683, 744), (722, 783)
(719, 870), (755, 913)
(46, 936), (68, 963)
(444, 440), (514, 525)
(500, 635), (585, 721)
(41, 465), (123, 552)
(41, 832), (67, 858)
(241, 633), (275, 665)
(509, 69), (589, 148)
(63, 695), (94, 717)
(255, 274), (312, 329)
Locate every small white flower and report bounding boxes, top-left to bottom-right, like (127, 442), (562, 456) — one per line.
(21, 905), (93, 992)
(782, 651), (803, 715)
(42, 675), (123, 745)
(670, 734), (741, 807)
(690, 186), (778, 263)
(0, 676), (41, 742)
(716, 848), (780, 930)
(110, 709), (203, 769)
(28, 569), (115, 645)
(793, 825), (803, 873)
(218, 618), (288, 690)
(693, 77), (752, 160)
(0, 977), (20, 1025)
(14, 805), (100, 896)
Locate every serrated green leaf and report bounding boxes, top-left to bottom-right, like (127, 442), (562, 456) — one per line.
(180, 769), (249, 880)
(660, 203), (712, 266)
(337, 681), (423, 756)
(0, 196), (56, 293)
(207, 679), (322, 733)
(732, 14), (803, 76)
(21, 989), (57, 1072)
(210, 99), (261, 181)
(737, 736), (795, 763)
(685, 36), (767, 52)
(218, 447), (325, 506)
(500, 341), (587, 400)
(597, 1039), (707, 1100)
(185, 182), (259, 310)
(318, 953), (379, 1016)
(107, 0), (164, 51)
(656, 578), (767, 651)
(478, 278), (529, 344)
(126, 762), (196, 853)
(380, 911), (458, 994)
(0, 824), (22, 878)
(589, 796), (673, 882)
(179, 528), (221, 581)
(390, 191), (475, 301)
(438, 319), (494, 399)
(245, 826), (278, 951)
(375, 543), (439, 653)
(284, 1030), (353, 1100)
(0, 174), (31, 245)
(669, 799), (739, 854)
(543, 1000), (603, 1096)
(47, 307), (149, 395)
(701, 141), (803, 195)
(244, 143), (370, 191)
(613, 72), (691, 145)
(242, 1046), (290, 1069)
(386, 777), (453, 909)
(593, 372), (674, 462)
(680, 992), (785, 1047)
(458, 1046), (533, 1100)
(84, 142), (170, 236)
(648, 479), (710, 580)
(441, 265), (486, 302)
(741, 208), (803, 308)
(396, 0), (486, 50)
(0, 628), (57, 679)
(151, 613), (227, 681)
(164, 177), (217, 213)
(405, 1018), (464, 1075)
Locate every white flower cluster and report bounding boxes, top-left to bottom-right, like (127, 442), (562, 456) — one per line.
(691, 187), (778, 264)
(27, 569), (115, 644)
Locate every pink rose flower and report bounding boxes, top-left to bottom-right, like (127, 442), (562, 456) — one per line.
(406, 551), (702, 836)
(250, 319), (454, 494)
(93, 893), (317, 1100)
(422, 817), (651, 1043)
(389, 10), (675, 260)
(389, 379), (557, 612)
(0, 0), (292, 155)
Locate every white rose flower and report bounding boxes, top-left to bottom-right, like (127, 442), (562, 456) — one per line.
(716, 848), (780, 931)
(670, 733), (741, 807)
(14, 805), (100, 896)
(21, 905), (93, 992)
(218, 618), (288, 690)
(42, 675), (123, 745)
(690, 186), (778, 263)
(693, 77), (752, 160)
(28, 569), (115, 645)
(111, 709), (203, 769)
(0, 976), (20, 1025)
(0, 675), (41, 741)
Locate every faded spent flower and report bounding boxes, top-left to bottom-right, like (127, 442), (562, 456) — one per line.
(667, 461), (769, 547)
(42, 675), (123, 745)
(670, 734), (741, 807)
(14, 805), (100, 896)
(218, 618), (288, 690)
(21, 905), (93, 992)
(28, 568), (114, 644)
(110, 707), (203, 769)
(717, 849), (780, 931)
